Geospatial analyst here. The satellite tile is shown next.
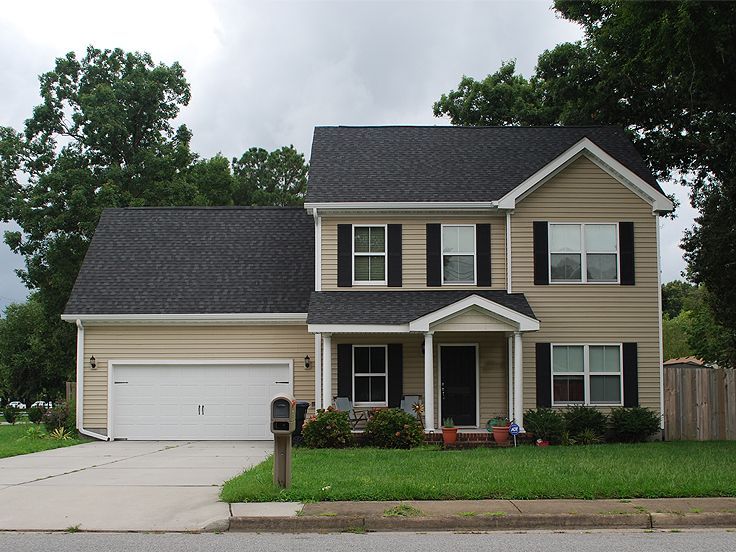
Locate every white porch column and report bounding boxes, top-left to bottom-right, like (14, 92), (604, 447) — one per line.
(314, 333), (322, 410)
(423, 332), (435, 431)
(322, 333), (332, 408)
(508, 334), (514, 421)
(513, 331), (524, 431)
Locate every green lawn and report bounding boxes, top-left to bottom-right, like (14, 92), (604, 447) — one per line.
(0, 424), (85, 459)
(221, 442), (736, 503)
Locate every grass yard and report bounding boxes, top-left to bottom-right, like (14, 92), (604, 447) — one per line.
(0, 424), (85, 459)
(221, 441), (736, 503)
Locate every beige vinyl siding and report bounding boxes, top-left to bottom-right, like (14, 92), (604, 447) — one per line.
(511, 155), (661, 413)
(330, 332), (508, 428)
(82, 324), (315, 429)
(321, 216), (507, 291)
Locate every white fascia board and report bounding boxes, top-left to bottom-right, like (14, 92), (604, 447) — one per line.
(408, 294), (540, 333)
(304, 201), (498, 212)
(307, 323), (410, 334)
(61, 313), (308, 324)
(496, 137), (674, 214)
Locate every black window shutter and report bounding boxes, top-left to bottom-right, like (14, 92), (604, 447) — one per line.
(623, 342), (639, 407)
(337, 224), (352, 287)
(426, 224), (442, 286)
(619, 222), (635, 286)
(387, 344), (403, 408)
(337, 344), (353, 400)
(533, 221), (549, 285)
(387, 224), (402, 287)
(535, 342), (552, 408)
(476, 223), (491, 287)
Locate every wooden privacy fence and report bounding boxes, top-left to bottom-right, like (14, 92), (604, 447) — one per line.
(65, 382), (76, 404)
(664, 365), (736, 440)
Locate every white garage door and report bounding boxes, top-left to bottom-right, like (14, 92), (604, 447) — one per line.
(111, 362), (292, 440)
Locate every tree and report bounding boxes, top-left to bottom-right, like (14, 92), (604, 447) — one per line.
(232, 146), (308, 206)
(434, 1), (736, 357)
(662, 312), (692, 361)
(0, 296), (70, 405)
(661, 280), (697, 319)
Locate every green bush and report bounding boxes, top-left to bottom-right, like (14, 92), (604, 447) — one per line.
(364, 408), (424, 449)
(302, 407), (354, 448)
(563, 406), (608, 440)
(3, 406), (19, 424)
(43, 401), (76, 434)
(608, 407), (661, 443)
(524, 408), (565, 444)
(27, 406), (45, 424)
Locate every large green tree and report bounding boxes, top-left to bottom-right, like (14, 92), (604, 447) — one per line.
(434, 1), (736, 365)
(232, 146), (308, 206)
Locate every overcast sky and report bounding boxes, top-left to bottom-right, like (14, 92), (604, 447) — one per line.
(0, 0), (695, 311)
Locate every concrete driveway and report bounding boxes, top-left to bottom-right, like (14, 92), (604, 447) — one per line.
(0, 440), (271, 531)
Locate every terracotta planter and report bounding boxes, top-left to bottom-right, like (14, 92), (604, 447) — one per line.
(442, 427), (458, 445)
(535, 439), (550, 447)
(491, 425), (511, 443)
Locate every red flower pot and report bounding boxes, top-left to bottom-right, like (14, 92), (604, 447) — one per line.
(442, 427), (458, 445)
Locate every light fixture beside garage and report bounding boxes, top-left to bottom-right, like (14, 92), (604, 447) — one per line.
(90, 355), (97, 370)
(304, 355), (311, 370)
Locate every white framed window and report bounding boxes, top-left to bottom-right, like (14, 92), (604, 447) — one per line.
(353, 345), (388, 407)
(549, 223), (619, 283)
(552, 344), (623, 406)
(353, 225), (386, 284)
(442, 224), (476, 284)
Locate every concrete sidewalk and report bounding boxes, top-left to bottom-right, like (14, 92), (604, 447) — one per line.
(229, 497), (736, 533)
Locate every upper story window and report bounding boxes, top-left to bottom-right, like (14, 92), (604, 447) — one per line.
(353, 225), (386, 284)
(442, 224), (476, 284)
(552, 344), (622, 406)
(549, 223), (618, 283)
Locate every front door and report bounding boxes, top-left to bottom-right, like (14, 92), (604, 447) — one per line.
(440, 345), (477, 426)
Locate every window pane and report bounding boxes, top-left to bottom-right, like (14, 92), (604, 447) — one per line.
(354, 227), (370, 253)
(354, 256), (370, 280)
(443, 255), (474, 282)
(370, 376), (386, 402)
(355, 376), (370, 402)
(369, 227), (385, 253)
(554, 375), (584, 402)
(553, 346), (584, 373)
(369, 256), (385, 281)
(442, 226), (459, 253)
(590, 375), (621, 403)
(457, 226), (474, 252)
(585, 224), (616, 252)
(590, 346), (620, 373)
(550, 253), (582, 281)
(369, 347), (386, 374)
(550, 224), (581, 252)
(587, 253), (618, 281)
(354, 347), (369, 373)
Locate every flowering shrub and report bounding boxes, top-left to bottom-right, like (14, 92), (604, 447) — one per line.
(364, 408), (424, 449)
(43, 401), (76, 434)
(302, 407), (354, 448)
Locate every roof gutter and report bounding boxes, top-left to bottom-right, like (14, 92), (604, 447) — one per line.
(75, 320), (110, 442)
(304, 201), (499, 214)
(62, 313), (308, 324)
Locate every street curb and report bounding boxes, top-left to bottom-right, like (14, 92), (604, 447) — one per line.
(651, 512), (736, 529)
(230, 515), (365, 533)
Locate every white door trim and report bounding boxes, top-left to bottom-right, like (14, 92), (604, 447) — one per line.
(107, 358), (294, 440)
(437, 344), (480, 429)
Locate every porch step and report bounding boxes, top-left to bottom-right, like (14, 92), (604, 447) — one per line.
(424, 432), (515, 448)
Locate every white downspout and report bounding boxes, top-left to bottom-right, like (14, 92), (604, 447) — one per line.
(506, 210), (512, 293)
(313, 208), (321, 292)
(656, 218), (665, 431)
(75, 320), (109, 441)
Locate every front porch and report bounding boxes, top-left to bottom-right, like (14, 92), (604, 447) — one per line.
(307, 291), (540, 431)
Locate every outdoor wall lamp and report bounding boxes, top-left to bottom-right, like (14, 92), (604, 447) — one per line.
(304, 355), (311, 370)
(90, 355), (97, 370)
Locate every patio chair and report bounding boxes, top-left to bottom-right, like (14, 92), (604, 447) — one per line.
(334, 397), (368, 429)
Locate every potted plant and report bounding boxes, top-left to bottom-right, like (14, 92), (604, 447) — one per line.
(486, 416), (511, 444)
(442, 417), (457, 445)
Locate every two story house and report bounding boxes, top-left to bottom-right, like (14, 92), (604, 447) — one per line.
(63, 126), (673, 441)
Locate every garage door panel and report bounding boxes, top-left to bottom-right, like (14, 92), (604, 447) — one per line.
(112, 362), (291, 440)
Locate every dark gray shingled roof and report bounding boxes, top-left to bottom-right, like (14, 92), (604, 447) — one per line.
(305, 126), (664, 203)
(307, 291), (536, 325)
(64, 207), (314, 315)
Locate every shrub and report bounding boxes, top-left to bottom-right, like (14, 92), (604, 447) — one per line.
(563, 406), (608, 440)
(364, 408), (424, 449)
(44, 402), (76, 434)
(608, 407), (661, 442)
(302, 407), (354, 448)
(3, 406), (19, 424)
(27, 406), (45, 424)
(524, 408), (565, 444)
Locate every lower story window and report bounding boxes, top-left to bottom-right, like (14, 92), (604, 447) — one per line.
(353, 345), (387, 406)
(552, 344), (622, 406)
